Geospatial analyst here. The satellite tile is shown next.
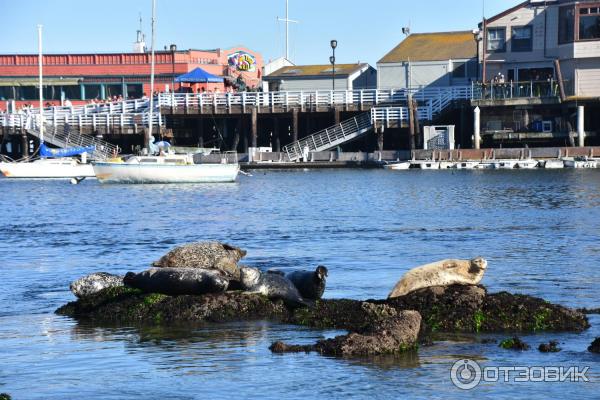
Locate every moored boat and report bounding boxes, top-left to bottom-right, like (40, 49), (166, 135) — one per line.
(412, 161), (440, 170)
(93, 153), (239, 184)
(493, 160), (517, 169)
(542, 159), (564, 169)
(563, 156), (598, 169)
(439, 161), (456, 169)
(454, 161), (479, 169)
(383, 161), (411, 170)
(516, 159), (539, 169)
(0, 157), (95, 179)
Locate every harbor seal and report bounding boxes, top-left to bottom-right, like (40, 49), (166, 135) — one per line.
(388, 257), (487, 299)
(152, 241), (246, 279)
(239, 266), (308, 307)
(286, 266), (328, 300)
(123, 267), (229, 296)
(70, 272), (124, 298)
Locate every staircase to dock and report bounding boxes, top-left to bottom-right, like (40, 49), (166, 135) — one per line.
(283, 112), (373, 161)
(27, 120), (119, 160)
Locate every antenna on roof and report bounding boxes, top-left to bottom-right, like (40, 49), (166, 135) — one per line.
(277, 0), (299, 61)
(134, 12), (146, 53)
(402, 20), (411, 37)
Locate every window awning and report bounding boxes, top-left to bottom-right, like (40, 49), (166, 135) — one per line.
(0, 77), (82, 86)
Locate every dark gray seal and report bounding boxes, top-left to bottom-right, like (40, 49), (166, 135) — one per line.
(239, 266), (307, 307)
(286, 266), (328, 300)
(123, 268), (229, 296)
(152, 241), (246, 280)
(70, 272), (124, 298)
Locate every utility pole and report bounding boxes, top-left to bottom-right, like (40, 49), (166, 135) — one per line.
(277, 0), (298, 60)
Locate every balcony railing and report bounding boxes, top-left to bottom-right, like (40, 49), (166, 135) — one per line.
(472, 80), (562, 101)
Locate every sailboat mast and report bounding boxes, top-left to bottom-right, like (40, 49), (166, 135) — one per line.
(147, 0), (156, 152)
(37, 24), (44, 143)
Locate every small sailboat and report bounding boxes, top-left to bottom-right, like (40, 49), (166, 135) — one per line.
(0, 25), (96, 181)
(92, 0), (239, 185)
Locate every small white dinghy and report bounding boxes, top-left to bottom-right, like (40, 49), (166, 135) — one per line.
(439, 161), (456, 169)
(543, 159), (564, 169)
(455, 161), (480, 169)
(383, 161), (411, 170)
(412, 161), (440, 170)
(493, 160), (517, 169)
(563, 156), (598, 169)
(516, 159), (539, 169)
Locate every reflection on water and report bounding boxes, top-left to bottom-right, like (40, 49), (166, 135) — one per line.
(1, 170), (600, 398)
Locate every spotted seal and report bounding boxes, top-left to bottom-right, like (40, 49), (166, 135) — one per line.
(70, 272), (124, 298)
(124, 267), (229, 296)
(388, 257), (488, 299)
(239, 266), (307, 307)
(152, 241), (246, 279)
(286, 266), (328, 300)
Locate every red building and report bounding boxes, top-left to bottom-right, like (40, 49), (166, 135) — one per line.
(0, 46), (263, 109)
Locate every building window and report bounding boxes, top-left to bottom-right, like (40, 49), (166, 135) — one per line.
(452, 61), (466, 78)
(84, 84), (101, 100)
(126, 84), (143, 99)
(487, 28), (506, 52)
(0, 87), (13, 100)
(105, 84), (123, 99)
(559, 6), (575, 44)
(511, 26), (533, 52)
(579, 7), (600, 40)
(62, 86), (80, 101)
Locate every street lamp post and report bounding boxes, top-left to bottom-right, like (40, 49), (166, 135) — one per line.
(170, 44), (177, 92)
(472, 29), (482, 82)
(330, 39), (337, 91)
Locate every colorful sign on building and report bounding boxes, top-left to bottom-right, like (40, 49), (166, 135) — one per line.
(228, 51), (256, 72)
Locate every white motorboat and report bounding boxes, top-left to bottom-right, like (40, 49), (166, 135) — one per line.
(412, 161), (440, 170)
(493, 160), (517, 169)
(474, 161), (495, 169)
(563, 156), (598, 169)
(454, 161), (479, 169)
(93, 153), (239, 184)
(543, 159), (564, 169)
(0, 157), (95, 179)
(383, 161), (411, 170)
(439, 161), (456, 169)
(516, 159), (539, 169)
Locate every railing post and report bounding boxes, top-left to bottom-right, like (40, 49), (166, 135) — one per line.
(530, 80), (533, 98)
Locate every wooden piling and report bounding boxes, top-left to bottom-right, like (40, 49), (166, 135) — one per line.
(251, 107), (258, 148)
(292, 108), (299, 142)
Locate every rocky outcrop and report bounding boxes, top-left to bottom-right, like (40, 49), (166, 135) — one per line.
(499, 337), (530, 351)
(70, 272), (124, 298)
(152, 242), (246, 280)
(588, 338), (600, 354)
(539, 340), (561, 353)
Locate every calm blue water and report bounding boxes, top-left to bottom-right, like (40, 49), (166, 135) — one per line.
(1, 169), (600, 399)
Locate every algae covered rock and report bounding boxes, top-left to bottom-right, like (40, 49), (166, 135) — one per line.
(499, 337), (530, 351)
(153, 241), (246, 279)
(539, 340), (561, 353)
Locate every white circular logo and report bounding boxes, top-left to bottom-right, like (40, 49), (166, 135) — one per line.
(450, 359), (482, 390)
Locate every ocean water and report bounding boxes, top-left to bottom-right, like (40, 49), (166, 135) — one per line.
(1, 169), (599, 399)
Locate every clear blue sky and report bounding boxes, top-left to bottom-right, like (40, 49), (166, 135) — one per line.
(0, 0), (519, 66)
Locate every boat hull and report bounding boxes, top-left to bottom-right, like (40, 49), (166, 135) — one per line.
(384, 162), (411, 170)
(93, 162), (239, 184)
(543, 160), (564, 169)
(0, 160), (95, 179)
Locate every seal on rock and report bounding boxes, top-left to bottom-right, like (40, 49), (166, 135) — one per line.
(388, 257), (487, 299)
(123, 268), (229, 296)
(152, 241), (246, 279)
(239, 266), (307, 307)
(70, 272), (124, 298)
(286, 266), (328, 300)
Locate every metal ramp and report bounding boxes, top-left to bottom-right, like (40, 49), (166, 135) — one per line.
(27, 121), (119, 160)
(283, 112), (373, 161)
